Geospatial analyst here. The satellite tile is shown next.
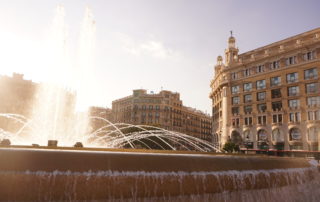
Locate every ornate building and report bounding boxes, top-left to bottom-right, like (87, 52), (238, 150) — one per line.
(210, 28), (320, 151)
(112, 89), (212, 141)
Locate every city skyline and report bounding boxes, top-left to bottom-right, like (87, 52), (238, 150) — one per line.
(0, 0), (319, 113)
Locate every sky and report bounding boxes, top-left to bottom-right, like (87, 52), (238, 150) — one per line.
(0, 0), (319, 113)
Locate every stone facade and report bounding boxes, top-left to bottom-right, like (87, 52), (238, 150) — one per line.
(210, 28), (320, 151)
(112, 89), (212, 141)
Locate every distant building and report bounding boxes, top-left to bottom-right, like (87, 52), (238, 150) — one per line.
(210, 28), (320, 151)
(112, 89), (212, 141)
(0, 73), (76, 133)
(89, 106), (113, 131)
(0, 73), (36, 116)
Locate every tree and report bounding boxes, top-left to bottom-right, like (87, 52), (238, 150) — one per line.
(223, 142), (240, 153)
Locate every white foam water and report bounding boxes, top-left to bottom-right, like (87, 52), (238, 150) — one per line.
(0, 164), (319, 201)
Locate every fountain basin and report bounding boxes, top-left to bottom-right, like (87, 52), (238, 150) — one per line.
(0, 147), (318, 201)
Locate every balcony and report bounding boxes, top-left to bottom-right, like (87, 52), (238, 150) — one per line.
(288, 93), (299, 97)
(289, 106), (300, 111)
(307, 104), (320, 109)
(305, 74), (318, 80)
(272, 108), (283, 112)
(272, 122), (282, 127)
(287, 79), (298, 84)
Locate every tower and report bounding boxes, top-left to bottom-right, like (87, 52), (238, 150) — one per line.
(214, 55), (224, 76)
(224, 31), (239, 66)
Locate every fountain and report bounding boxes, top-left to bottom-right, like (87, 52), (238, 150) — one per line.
(0, 5), (319, 201)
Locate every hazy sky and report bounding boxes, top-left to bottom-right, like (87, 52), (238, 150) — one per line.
(0, 0), (319, 113)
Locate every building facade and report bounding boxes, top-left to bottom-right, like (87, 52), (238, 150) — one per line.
(210, 28), (320, 151)
(89, 106), (113, 131)
(0, 73), (77, 134)
(112, 89), (212, 141)
(0, 73), (37, 116)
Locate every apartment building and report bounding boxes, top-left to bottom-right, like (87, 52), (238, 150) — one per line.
(112, 89), (212, 141)
(210, 28), (320, 151)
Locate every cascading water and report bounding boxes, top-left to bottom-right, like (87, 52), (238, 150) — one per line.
(0, 148), (319, 201)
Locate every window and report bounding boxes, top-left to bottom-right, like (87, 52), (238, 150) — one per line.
(232, 118), (240, 127)
(272, 114), (283, 123)
(303, 51), (315, 61)
(272, 101), (282, 111)
(304, 68), (318, 80)
(288, 86), (299, 96)
(286, 72), (298, 83)
(155, 105), (160, 110)
(244, 94), (252, 103)
(149, 105), (153, 110)
(288, 99), (300, 108)
(256, 65), (265, 73)
(289, 112), (301, 122)
(270, 60), (280, 69)
(317, 110), (320, 120)
(243, 83), (252, 92)
(286, 56), (296, 65)
(257, 115), (267, 125)
(232, 107), (239, 115)
(231, 72), (238, 79)
(244, 105), (252, 114)
(155, 112), (160, 118)
(307, 111), (320, 121)
(256, 80), (266, 90)
(289, 128), (301, 141)
(243, 130), (252, 141)
(142, 105), (146, 110)
(270, 76), (281, 87)
(257, 103), (267, 112)
(231, 85), (240, 94)
(244, 117), (253, 125)
(306, 83), (319, 94)
(307, 96), (320, 106)
(257, 129), (267, 141)
(243, 69), (251, 77)
(232, 96), (240, 105)
(257, 92), (266, 101)
(308, 111), (314, 121)
(271, 89), (281, 98)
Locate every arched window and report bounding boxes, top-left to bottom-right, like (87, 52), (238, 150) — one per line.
(231, 130), (242, 145)
(257, 129), (267, 141)
(289, 128), (301, 141)
(243, 130), (252, 141)
(307, 127), (319, 142)
(272, 128), (284, 142)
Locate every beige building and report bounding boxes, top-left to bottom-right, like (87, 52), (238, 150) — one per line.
(210, 28), (320, 151)
(112, 89), (212, 141)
